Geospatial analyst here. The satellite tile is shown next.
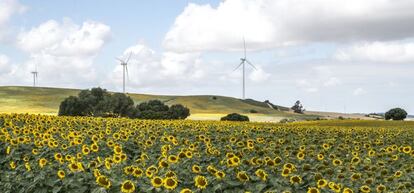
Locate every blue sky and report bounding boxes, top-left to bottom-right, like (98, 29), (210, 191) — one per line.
(1, 0), (414, 114)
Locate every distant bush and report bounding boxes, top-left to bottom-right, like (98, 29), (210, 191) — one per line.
(385, 108), (407, 121)
(221, 113), (249, 122)
(249, 109), (258, 113)
(212, 96), (217, 100)
(279, 118), (296, 123)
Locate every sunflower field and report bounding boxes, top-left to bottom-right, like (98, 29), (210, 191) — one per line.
(0, 114), (413, 193)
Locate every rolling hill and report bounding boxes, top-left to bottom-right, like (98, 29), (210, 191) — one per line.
(0, 86), (320, 122)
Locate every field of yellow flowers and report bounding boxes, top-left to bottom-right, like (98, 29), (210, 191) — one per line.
(1, 114), (413, 193)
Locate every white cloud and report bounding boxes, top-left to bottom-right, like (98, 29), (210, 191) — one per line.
(324, 77), (341, 87)
(249, 67), (270, 82)
(353, 87), (366, 96)
(335, 41), (414, 63)
(0, 0), (26, 40)
(15, 19), (111, 87)
(164, 0), (414, 52)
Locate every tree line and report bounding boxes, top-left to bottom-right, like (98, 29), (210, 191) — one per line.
(58, 87), (190, 120)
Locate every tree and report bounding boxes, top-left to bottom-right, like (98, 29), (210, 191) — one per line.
(133, 100), (190, 120)
(110, 93), (135, 117)
(58, 88), (190, 120)
(220, 113), (249, 122)
(169, 104), (190, 119)
(385, 108), (407, 120)
(291, 100), (305, 114)
(58, 87), (134, 117)
(58, 96), (84, 116)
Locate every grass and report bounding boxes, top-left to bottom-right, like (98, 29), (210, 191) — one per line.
(0, 86), (319, 121)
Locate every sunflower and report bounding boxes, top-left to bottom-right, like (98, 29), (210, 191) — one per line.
(394, 170), (402, 178)
(82, 146), (90, 155)
(332, 159), (342, 166)
(124, 166), (134, 175)
(281, 168), (291, 177)
(93, 169), (101, 178)
(168, 155), (179, 163)
(360, 185), (370, 193)
(54, 153), (63, 161)
(350, 173), (361, 181)
(194, 175), (208, 189)
(376, 184), (386, 192)
(25, 162), (31, 171)
(91, 143), (99, 152)
(158, 159), (169, 168)
(164, 170), (177, 178)
(163, 177), (178, 190)
(151, 176), (163, 188)
(289, 175), (302, 184)
(180, 188), (193, 193)
(96, 175), (111, 189)
(317, 153), (324, 161)
(343, 188), (354, 193)
(192, 165), (201, 173)
(38, 158), (47, 168)
(114, 145), (122, 154)
(132, 167), (143, 177)
(69, 162), (84, 172)
(215, 171), (225, 179)
(307, 187), (320, 193)
(296, 152), (305, 160)
(317, 179), (327, 188)
(121, 180), (135, 193)
(57, 170), (65, 179)
(402, 146), (412, 153)
(236, 171), (249, 182)
(255, 169), (268, 181)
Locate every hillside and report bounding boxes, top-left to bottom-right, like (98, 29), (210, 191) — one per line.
(0, 86), (319, 121)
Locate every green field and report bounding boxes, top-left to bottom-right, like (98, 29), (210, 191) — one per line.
(0, 86), (318, 121)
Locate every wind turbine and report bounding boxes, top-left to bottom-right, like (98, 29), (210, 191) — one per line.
(116, 52), (132, 93)
(31, 63), (38, 87)
(233, 38), (257, 99)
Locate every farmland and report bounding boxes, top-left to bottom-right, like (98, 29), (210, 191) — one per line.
(0, 86), (321, 122)
(1, 114), (413, 193)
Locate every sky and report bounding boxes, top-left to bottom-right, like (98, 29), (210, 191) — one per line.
(1, 0), (414, 114)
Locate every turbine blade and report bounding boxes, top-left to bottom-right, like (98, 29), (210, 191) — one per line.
(243, 37), (246, 58)
(125, 52), (132, 63)
(126, 65), (129, 81)
(245, 60), (257, 70)
(116, 57), (124, 63)
(233, 61), (244, 72)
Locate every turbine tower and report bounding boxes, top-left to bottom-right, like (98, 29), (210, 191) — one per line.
(233, 38), (257, 99)
(31, 63), (38, 87)
(116, 53), (132, 93)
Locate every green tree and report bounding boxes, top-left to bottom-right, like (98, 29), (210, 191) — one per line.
(169, 104), (190, 119)
(291, 100), (305, 114)
(385, 108), (407, 120)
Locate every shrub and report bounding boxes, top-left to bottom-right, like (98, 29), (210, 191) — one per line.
(385, 108), (407, 121)
(212, 96), (217, 100)
(220, 113), (249, 122)
(249, 109), (258, 113)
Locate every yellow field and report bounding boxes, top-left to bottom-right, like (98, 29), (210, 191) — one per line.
(1, 114), (413, 193)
